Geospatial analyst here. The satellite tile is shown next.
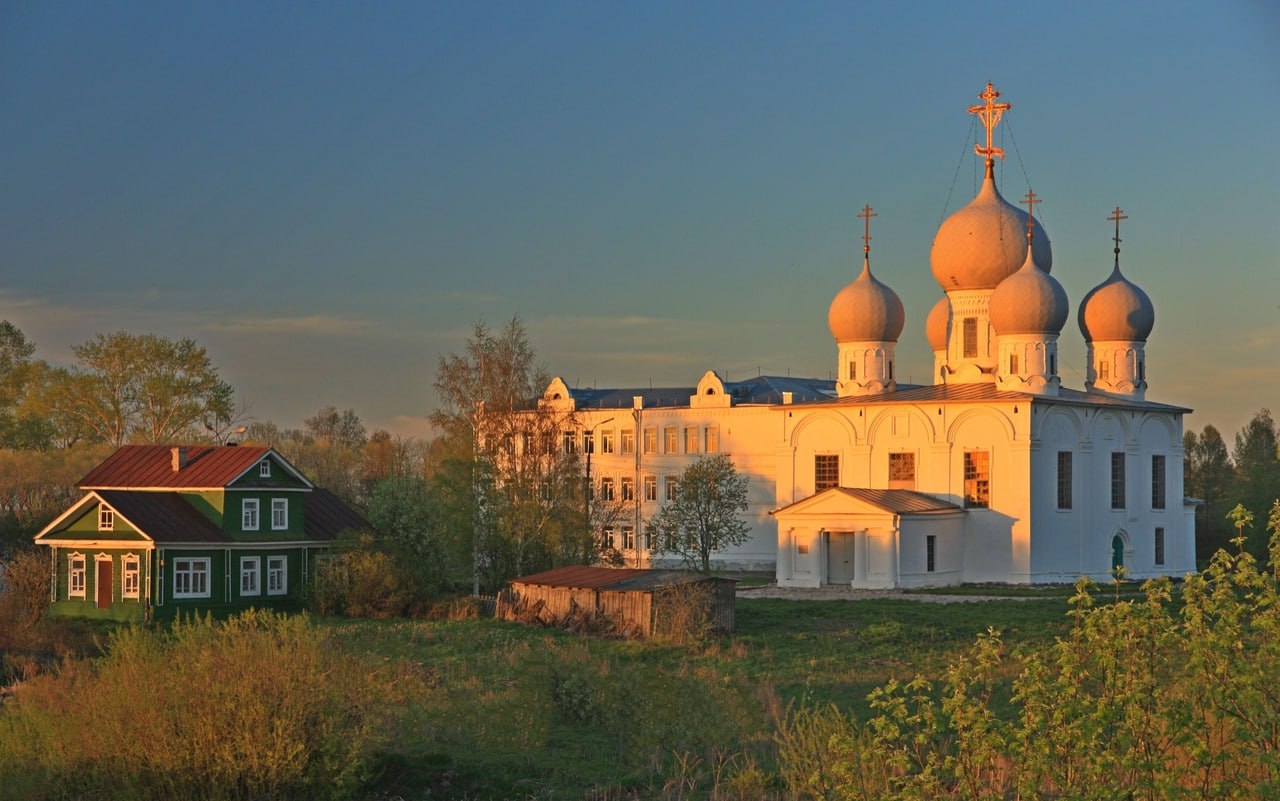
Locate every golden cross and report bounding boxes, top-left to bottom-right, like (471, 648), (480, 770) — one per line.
(968, 81), (1012, 162)
(857, 204), (877, 255)
(1022, 190), (1041, 241)
(1108, 206), (1128, 255)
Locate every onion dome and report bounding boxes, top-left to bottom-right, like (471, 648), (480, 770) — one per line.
(828, 259), (905, 343)
(990, 247), (1069, 335)
(926, 296), (950, 351)
(930, 168), (1052, 291)
(1078, 260), (1154, 342)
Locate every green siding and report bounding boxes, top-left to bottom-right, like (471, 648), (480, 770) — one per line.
(181, 491), (225, 525)
(224, 491), (307, 540)
(229, 456), (309, 491)
(42, 503), (148, 541)
(48, 548), (149, 622)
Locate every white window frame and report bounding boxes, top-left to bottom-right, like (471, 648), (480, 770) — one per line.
(242, 498), (260, 531)
(240, 556), (261, 596)
(267, 556), (287, 596)
(623, 526), (635, 550)
(122, 554), (140, 599)
(173, 557), (211, 599)
(643, 428), (657, 454)
(98, 506), (115, 531)
(600, 429), (614, 454)
(621, 476), (634, 502)
(620, 429), (635, 454)
(271, 498), (288, 530)
(68, 552), (87, 599)
(684, 427), (699, 454)
(259, 459), (271, 478)
(665, 475), (679, 501)
(644, 474), (657, 502)
(600, 477), (615, 502)
(704, 427), (719, 453)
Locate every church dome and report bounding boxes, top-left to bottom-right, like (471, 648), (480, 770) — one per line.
(1078, 261), (1154, 342)
(930, 172), (1052, 291)
(926, 296), (950, 351)
(828, 260), (905, 343)
(990, 247), (1069, 335)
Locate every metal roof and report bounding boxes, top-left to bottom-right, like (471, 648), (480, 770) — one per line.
(790, 382), (1190, 413)
(303, 488), (373, 541)
(771, 486), (963, 516)
(512, 565), (733, 591)
(567, 375), (836, 410)
(78, 445), (288, 489)
(98, 490), (231, 543)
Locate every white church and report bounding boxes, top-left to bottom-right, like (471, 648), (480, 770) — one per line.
(539, 83), (1195, 588)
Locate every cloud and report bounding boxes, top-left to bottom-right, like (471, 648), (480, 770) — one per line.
(204, 314), (371, 336)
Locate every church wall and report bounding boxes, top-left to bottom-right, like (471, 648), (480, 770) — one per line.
(1029, 406), (1089, 582)
(949, 407), (1023, 583)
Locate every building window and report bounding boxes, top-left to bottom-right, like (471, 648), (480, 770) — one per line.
(621, 477), (634, 502)
(240, 556), (261, 596)
(623, 526), (635, 550)
(69, 553), (86, 598)
(704, 427), (719, 453)
(849, 360), (857, 380)
(242, 498), (260, 531)
(582, 431), (594, 454)
(1111, 452), (1126, 510)
(1154, 527), (1165, 566)
(563, 431), (577, 455)
(1009, 354), (1019, 374)
(173, 558), (211, 599)
(98, 506), (115, 531)
(602, 528), (616, 550)
(665, 475), (679, 501)
(644, 474), (657, 502)
(797, 542), (810, 555)
(684, 427), (698, 453)
(271, 498), (288, 530)
(267, 556), (287, 595)
(888, 360), (894, 380)
(600, 477), (615, 501)
(620, 429), (635, 454)
(1099, 360), (1110, 381)
(259, 459), (271, 478)
(664, 427), (678, 454)
(926, 535), (936, 572)
(962, 317), (978, 358)
(122, 554), (140, 599)
(814, 454), (840, 492)
(888, 453), (915, 489)
(599, 429), (613, 454)
(963, 451), (990, 508)
(1057, 451), (1073, 510)
(1049, 353), (1056, 375)
(643, 428), (657, 454)
(1151, 455), (1166, 510)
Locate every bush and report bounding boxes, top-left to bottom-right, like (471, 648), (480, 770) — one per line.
(0, 548), (49, 632)
(310, 536), (419, 618)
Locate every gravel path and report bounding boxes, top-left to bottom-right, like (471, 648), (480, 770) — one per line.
(736, 584), (1050, 603)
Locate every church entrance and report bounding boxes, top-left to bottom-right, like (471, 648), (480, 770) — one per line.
(826, 531), (855, 584)
(1111, 535), (1125, 573)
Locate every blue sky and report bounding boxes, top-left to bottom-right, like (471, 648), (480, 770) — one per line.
(2, 1), (1278, 440)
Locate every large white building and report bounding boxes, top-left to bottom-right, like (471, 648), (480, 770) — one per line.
(541, 83), (1195, 587)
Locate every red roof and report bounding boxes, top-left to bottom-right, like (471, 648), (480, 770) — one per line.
(78, 445), (303, 489)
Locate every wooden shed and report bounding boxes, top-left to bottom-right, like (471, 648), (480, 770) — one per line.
(499, 566), (736, 637)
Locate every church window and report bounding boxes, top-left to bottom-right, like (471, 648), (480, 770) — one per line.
(888, 360), (894, 380)
(926, 535), (936, 572)
(1057, 451), (1073, 510)
(1151, 455), (1166, 510)
(1009, 354), (1019, 374)
(849, 360), (857, 380)
(1139, 359), (1145, 382)
(704, 427), (719, 453)
(600, 477), (615, 501)
(620, 429), (634, 454)
(1154, 527), (1165, 566)
(963, 451), (990, 508)
(1049, 353), (1057, 375)
(684, 427), (699, 453)
(962, 318), (978, 358)
(643, 428), (657, 454)
(796, 542), (810, 555)
(599, 429), (613, 454)
(664, 427), (678, 454)
(1111, 452), (1126, 509)
(814, 454), (840, 491)
(1099, 360), (1110, 381)
(888, 453), (915, 489)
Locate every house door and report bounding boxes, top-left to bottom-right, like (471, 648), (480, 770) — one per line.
(826, 531), (855, 584)
(96, 560), (112, 609)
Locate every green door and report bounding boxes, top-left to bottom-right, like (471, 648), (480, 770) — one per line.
(1111, 535), (1125, 573)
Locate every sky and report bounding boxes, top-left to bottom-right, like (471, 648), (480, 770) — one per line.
(2, 1), (1278, 442)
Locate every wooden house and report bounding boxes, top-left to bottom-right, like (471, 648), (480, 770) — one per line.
(33, 445), (368, 621)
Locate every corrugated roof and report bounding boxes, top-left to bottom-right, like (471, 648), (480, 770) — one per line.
(98, 490), (231, 543)
(512, 565), (730, 591)
(831, 487), (963, 515)
(790, 382), (1190, 413)
(567, 375), (836, 410)
(79, 445), (277, 489)
(303, 488), (372, 541)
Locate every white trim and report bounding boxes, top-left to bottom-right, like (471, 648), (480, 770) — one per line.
(98, 506), (115, 531)
(35, 491), (158, 544)
(122, 554), (141, 599)
(240, 555), (261, 596)
(267, 555), (287, 596)
(271, 498), (288, 530)
(242, 498), (260, 531)
(36, 540), (156, 550)
(80, 486), (313, 493)
(94, 552), (113, 607)
(259, 459), (272, 478)
(172, 557), (212, 599)
(68, 551), (87, 598)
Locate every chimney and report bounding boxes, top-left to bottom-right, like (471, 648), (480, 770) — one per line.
(782, 391), (793, 405)
(171, 447), (189, 472)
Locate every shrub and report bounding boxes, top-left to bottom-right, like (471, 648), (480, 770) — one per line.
(310, 537), (419, 618)
(0, 548), (49, 632)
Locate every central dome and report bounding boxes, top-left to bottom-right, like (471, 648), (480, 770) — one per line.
(930, 172), (1052, 291)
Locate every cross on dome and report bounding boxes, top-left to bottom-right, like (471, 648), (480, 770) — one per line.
(1022, 190), (1041, 243)
(968, 82), (1012, 163)
(1108, 206), (1128, 256)
(858, 204), (877, 256)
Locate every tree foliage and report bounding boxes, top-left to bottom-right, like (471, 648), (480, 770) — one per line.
(647, 454), (750, 573)
(1232, 409), (1280, 556)
(1185, 424), (1235, 557)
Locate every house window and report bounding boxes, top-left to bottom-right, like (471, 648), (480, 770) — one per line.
(623, 526), (635, 550)
(962, 317), (978, 358)
(814, 454), (840, 492)
(98, 506), (115, 531)
(644, 474), (657, 502)
(69, 553), (86, 598)
(599, 429), (613, 454)
(1154, 527), (1165, 566)
(240, 556), (261, 596)
(1111, 452), (1126, 510)
(259, 459), (271, 478)
(267, 556), (287, 595)
(665, 476), (679, 501)
(963, 451), (990, 508)
(242, 498), (260, 531)
(888, 453), (915, 489)
(620, 429), (635, 454)
(684, 427), (699, 453)
(271, 498), (288, 530)
(643, 428), (657, 454)
(704, 427), (719, 453)
(1151, 455), (1166, 510)
(621, 477), (634, 502)
(1057, 451), (1073, 510)
(926, 535), (936, 572)
(173, 558), (211, 599)
(600, 477), (615, 501)
(122, 554), (140, 599)
(664, 427), (678, 454)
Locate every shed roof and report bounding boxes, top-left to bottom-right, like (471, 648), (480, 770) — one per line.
(512, 565), (733, 592)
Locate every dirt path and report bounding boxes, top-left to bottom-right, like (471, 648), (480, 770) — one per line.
(736, 584), (1050, 603)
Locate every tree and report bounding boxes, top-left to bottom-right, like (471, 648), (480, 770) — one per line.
(647, 454), (750, 573)
(1185, 424), (1234, 558)
(1233, 409), (1280, 556)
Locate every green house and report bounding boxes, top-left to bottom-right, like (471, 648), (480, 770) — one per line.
(34, 444), (369, 621)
